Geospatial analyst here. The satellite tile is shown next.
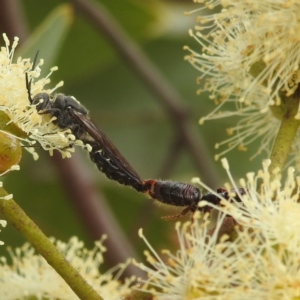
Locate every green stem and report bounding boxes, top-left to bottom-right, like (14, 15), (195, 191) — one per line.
(269, 94), (300, 178)
(0, 187), (103, 300)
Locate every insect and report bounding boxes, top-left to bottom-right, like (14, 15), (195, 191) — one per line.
(142, 180), (245, 219)
(26, 74), (144, 191)
(31, 92), (89, 140)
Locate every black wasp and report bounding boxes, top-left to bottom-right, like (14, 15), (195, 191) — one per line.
(26, 75), (143, 192)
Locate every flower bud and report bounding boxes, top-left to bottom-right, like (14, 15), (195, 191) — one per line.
(0, 131), (21, 173)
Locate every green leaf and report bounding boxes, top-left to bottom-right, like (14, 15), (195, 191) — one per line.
(15, 3), (73, 76)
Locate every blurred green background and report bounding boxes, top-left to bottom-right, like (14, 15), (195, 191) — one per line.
(0, 0), (263, 272)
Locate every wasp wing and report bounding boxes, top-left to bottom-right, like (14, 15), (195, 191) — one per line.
(68, 109), (142, 184)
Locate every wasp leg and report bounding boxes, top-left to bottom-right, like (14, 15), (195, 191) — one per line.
(161, 205), (192, 220)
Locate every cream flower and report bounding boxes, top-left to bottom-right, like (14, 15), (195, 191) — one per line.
(134, 159), (300, 299)
(134, 217), (244, 300)
(0, 236), (133, 299)
(218, 159), (300, 250)
(0, 34), (81, 159)
(219, 159), (300, 299)
(185, 0), (300, 161)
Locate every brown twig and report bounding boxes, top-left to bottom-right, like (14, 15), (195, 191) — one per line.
(70, 0), (219, 188)
(0, 0), (28, 42)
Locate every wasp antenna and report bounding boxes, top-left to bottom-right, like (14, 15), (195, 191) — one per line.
(26, 50), (40, 104)
(25, 72), (33, 103)
(32, 50), (40, 70)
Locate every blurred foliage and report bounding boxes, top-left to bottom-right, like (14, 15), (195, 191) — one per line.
(0, 0), (263, 268)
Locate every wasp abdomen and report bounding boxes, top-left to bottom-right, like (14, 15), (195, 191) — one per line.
(89, 144), (143, 191)
(143, 180), (200, 207)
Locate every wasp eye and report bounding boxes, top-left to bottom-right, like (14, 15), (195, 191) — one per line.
(32, 93), (51, 111)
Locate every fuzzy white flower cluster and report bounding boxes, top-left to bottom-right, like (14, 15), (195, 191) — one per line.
(185, 0), (300, 161)
(0, 34), (80, 159)
(135, 159), (300, 299)
(0, 236), (133, 300)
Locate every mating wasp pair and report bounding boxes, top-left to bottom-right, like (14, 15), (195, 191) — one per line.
(26, 60), (244, 219)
